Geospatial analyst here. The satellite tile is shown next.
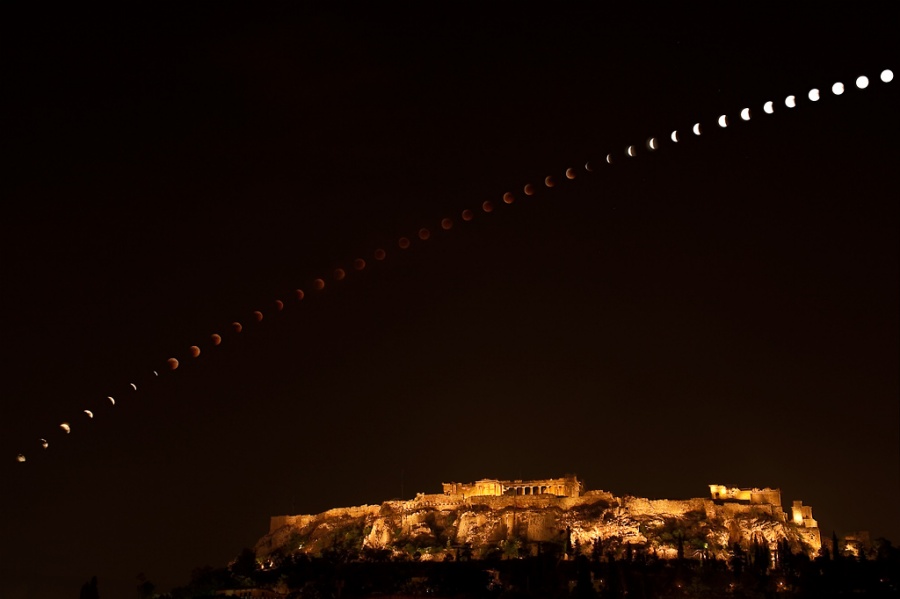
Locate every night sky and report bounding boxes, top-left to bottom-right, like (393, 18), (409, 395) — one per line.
(2, 6), (897, 598)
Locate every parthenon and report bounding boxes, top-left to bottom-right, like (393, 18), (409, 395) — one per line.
(442, 475), (583, 499)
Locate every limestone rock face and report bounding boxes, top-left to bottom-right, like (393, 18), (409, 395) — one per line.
(256, 489), (820, 562)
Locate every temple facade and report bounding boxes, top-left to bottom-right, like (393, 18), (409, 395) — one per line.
(442, 475), (583, 499)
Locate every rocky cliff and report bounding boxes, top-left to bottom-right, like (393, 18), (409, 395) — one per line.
(256, 487), (821, 562)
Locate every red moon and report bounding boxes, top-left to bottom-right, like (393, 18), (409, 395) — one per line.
(441, 218), (453, 230)
(418, 228), (430, 240)
(398, 237), (410, 249)
(296, 289), (305, 300)
(502, 192), (514, 204)
(354, 258), (366, 270)
(211, 334), (222, 345)
(232, 321), (243, 333)
(334, 268), (346, 280)
(374, 249), (386, 261)
(461, 209), (474, 221)
(275, 300), (284, 311)
(524, 184), (535, 196)
(544, 176), (555, 187)
(566, 168), (576, 179)
(254, 310), (264, 322)
(313, 278), (325, 290)
(190, 345), (200, 358)
(482, 201), (493, 213)
(167, 358), (179, 370)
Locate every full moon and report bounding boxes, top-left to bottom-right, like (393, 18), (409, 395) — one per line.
(764, 101), (774, 114)
(856, 75), (869, 89)
(786, 95), (796, 108)
(740, 108), (751, 120)
(808, 88), (820, 101)
(881, 69), (893, 83)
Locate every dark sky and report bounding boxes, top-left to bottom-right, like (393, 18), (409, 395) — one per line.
(1, 6), (897, 598)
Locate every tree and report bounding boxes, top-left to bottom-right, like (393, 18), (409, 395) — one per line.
(79, 576), (99, 599)
(136, 573), (155, 599)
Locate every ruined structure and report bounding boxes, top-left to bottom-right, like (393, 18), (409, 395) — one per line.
(258, 477), (821, 562)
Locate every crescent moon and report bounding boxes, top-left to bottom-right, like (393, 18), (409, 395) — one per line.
(785, 95), (796, 108)
(831, 82), (844, 95)
(764, 101), (774, 114)
(40, 439), (49, 449)
(60, 423), (71, 433)
(211, 333), (222, 345)
(808, 88), (820, 101)
(647, 137), (657, 150)
(626, 146), (636, 157)
(84, 410), (94, 419)
(718, 115), (728, 128)
(152, 370), (158, 377)
(130, 383), (137, 391)
(17, 454), (25, 463)
(693, 123), (701, 136)
(544, 176), (554, 187)
(565, 168), (576, 179)
(168, 357), (179, 370)
(740, 108), (751, 121)
(190, 346), (201, 358)
(108, 396), (115, 405)
(606, 153), (612, 164)
(584, 162), (593, 172)
(670, 130), (679, 142)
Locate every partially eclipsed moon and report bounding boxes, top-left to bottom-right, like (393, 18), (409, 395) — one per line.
(786, 95), (796, 108)
(671, 130), (679, 142)
(584, 162), (593, 171)
(152, 370), (158, 377)
(313, 277), (326, 290)
(334, 268), (346, 280)
(503, 192), (515, 204)
(544, 176), (555, 187)
(808, 88), (820, 101)
(168, 358), (179, 370)
(718, 115), (728, 128)
(275, 300), (284, 311)
(692, 123), (701, 136)
(130, 383), (137, 391)
(565, 168), (576, 179)
(108, 396), (116, 405)
(523, 184), (535, 196)
(354, 258), (367, 269)
(626, 146), (635, 157)
(648, 138), (657, 150)
(41, 439), (49, 448)
(17, 454), (25, 463)
(232, 321), (243, 332)
(417, 229), (430, 240)
(740, 108), (751, 121)
(482, 201), (493, 213)
(190, 345), (201, 358)
(764, 101), (774, 114)
(606, 154), (612, 164)
(84, 410), (93, 419)
(211, 333), (222, 345)
(254, 310), (264, 321)
(461, 209), (474, 221)
(832, 82), (844, 95)
(440, 219), (452, 231)
(60, 423), (71, 433)
(374, 248), (387, 260)
(295, 289), (306, 300)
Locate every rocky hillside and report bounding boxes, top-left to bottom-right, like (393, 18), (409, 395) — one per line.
(256, 489), (820, 562)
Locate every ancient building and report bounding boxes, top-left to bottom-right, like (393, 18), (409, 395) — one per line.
(442, 475), (583, 498)
(708, 484), (782, 506)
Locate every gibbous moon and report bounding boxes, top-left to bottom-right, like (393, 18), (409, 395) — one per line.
(832, 82), (844, 95)
(881, 69), (893, 83)
(313, 277), (327, 289)
(130, 383), (137, 391)
(60, 423), (71, 434)
(626, 145), (636, 157)
(606, 153), (612, 164)
(190, 345), (201, 358)
(503, 192), (515, 204)
(397, 237), (410, 249)
(17, 454), (25, 463)
(482, 201), (493, 212)
(41, 439), (49, 449)
(786, 95), (796, 108)
(670, 130), (679, 142)
(84, 410), (94, 419)
(692, 123), (701, 136)
(440, 218), (453, 231)
(740, 108), (751, 121)
(374, 248), (387, 260)
(565, 168), (576, 179)
(461, 209), (474, 221)
(354, 258), (367, 269)
(417, 228), (430, 240)
(764, 101), (774, 114)
(275, 300), (284, 311)
(232, 321), (243, 332)
(211, 333), (222, 345)
(523, 183), (535, 196)
(107, 396), (116, 405)
(647, 137), (658, 150)
(718, 115), (728, 127)
(334, 268), (346, 280)
(856, 75), (869, 89)
(544, 176), (555, 187)
(167, 358), (179, 370)
(808, 88), (820, 101)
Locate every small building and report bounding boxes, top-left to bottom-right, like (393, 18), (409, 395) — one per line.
(443, 475), (583, 498)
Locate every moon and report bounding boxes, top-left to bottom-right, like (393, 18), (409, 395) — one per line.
(107, 396), (115, 405)
(374, 248), (387, 260)
(211, 333), (222, 345)
(856, 75), (869, 89)
(482, 201), (493, 212)
(880, 69), (893, 83)
(398, 237), (410, 249)
(461, 209), (474, 221)
(232, 321), (243, 332)
(670, 130), (679, 142)
(503, 192), (515, 203)
(544, 176), (555, 187)
(417, 229), (430, 240)
(831, 82), (844, 95)
(692, 123), (701, 136)
(626, 146), (635, 157)
(523, 183), (535, 196)
(190, 345), (201, 358)
(740, 108), (751, 121)
(785, 95), (796, 108)
(605, 153), (612, 164)
(313, 277), (326, 290)
(354, 257), (367, 269)
(130, 383), (137, 391)
(40, 439), (48, 449)
(584, 162), (593, 171)
(718, 115), (728, 128)
(275, 300), (284, 310)
(808, 88), (820, 101)
(167, 358), (179, 370)
(440, 218), (452, 231)
(334, 267), (347, 279)
(647, 137), (658, 150)
(60, 423), (71, 433)
(17, 454), (25, 463)
(152, 370), (158, 376)
(565, 168), (576, 179)
(84, 410), (94, 419)
(254, 310), (264, 321)
(764, 101), (774, 114)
